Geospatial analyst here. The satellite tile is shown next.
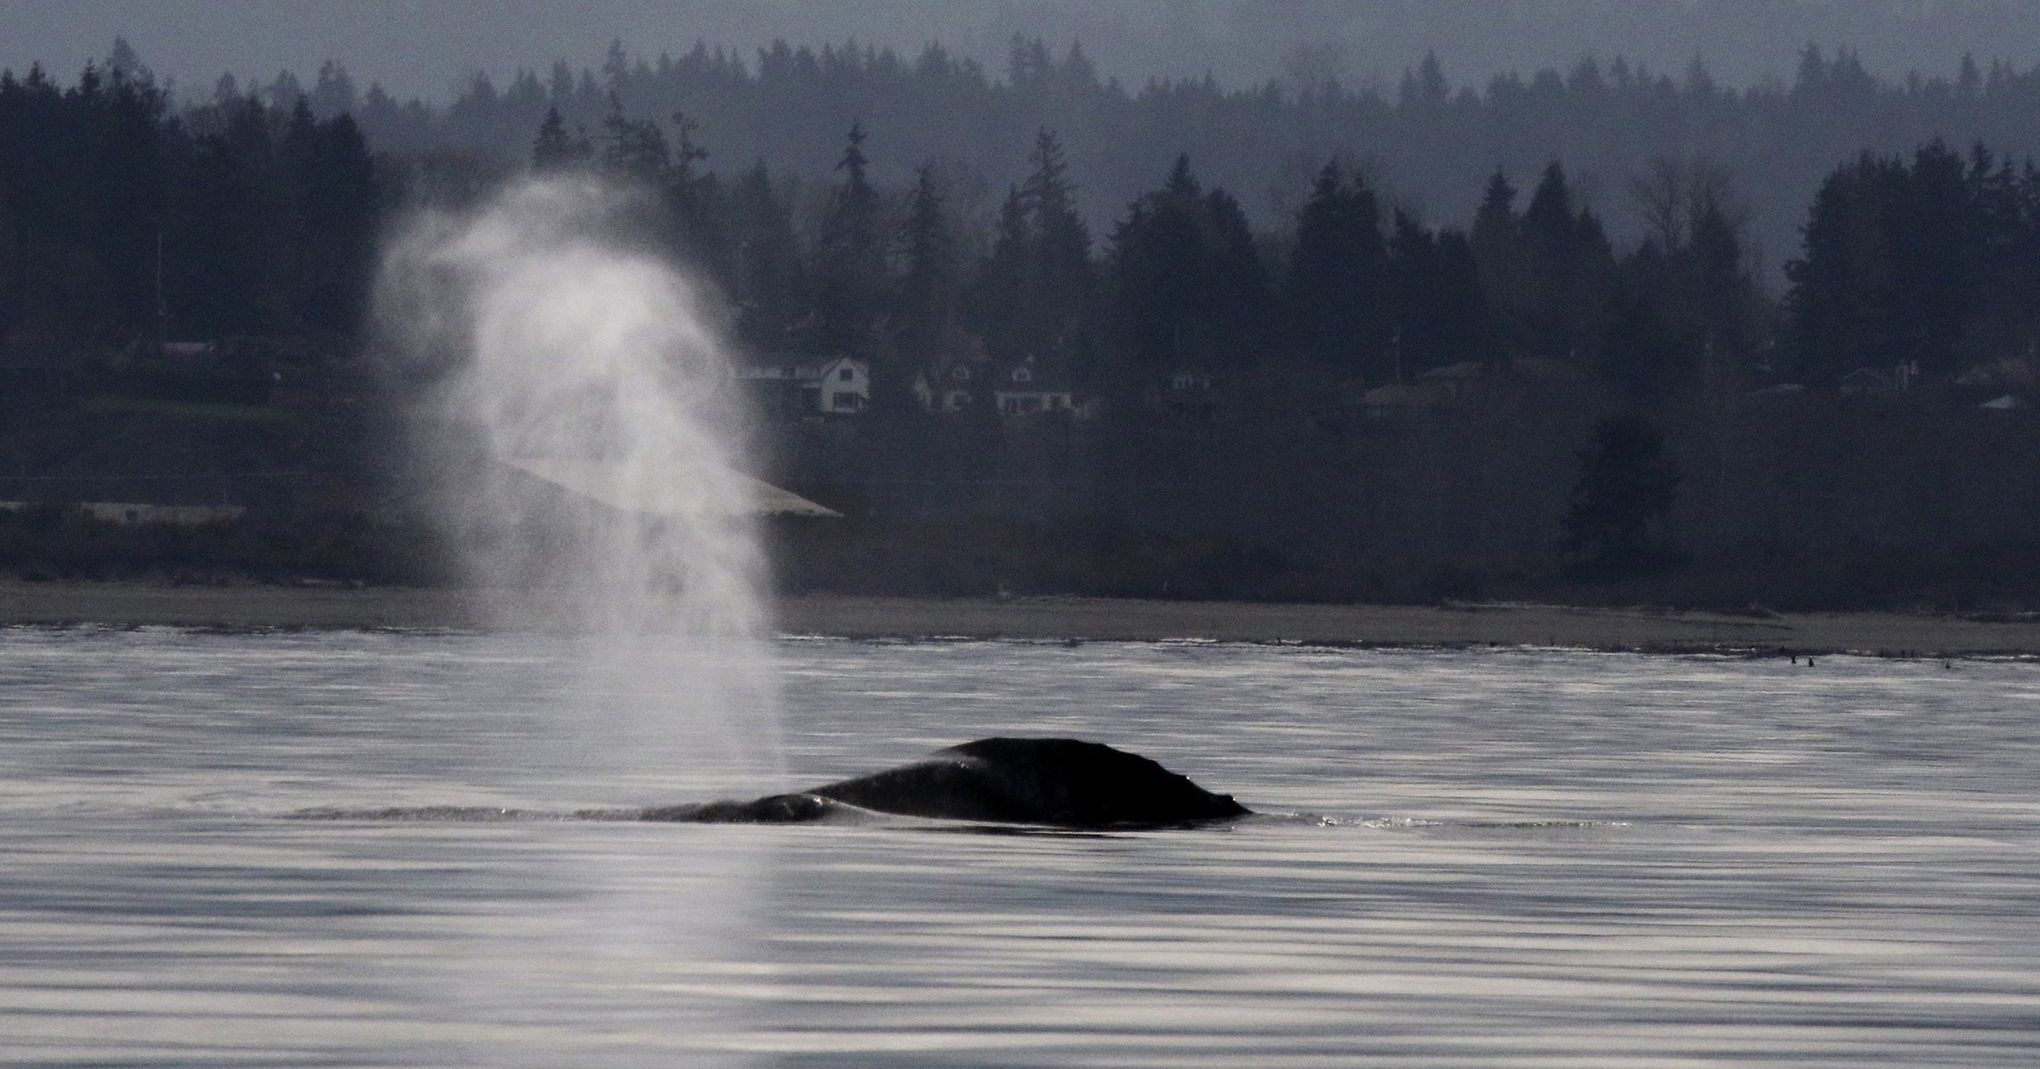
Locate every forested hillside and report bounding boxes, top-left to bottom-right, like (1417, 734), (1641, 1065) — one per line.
(0, 38), (2036, 609)
(305, 37), (2040, 280)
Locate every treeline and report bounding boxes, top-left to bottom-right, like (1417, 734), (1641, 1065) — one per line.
(7, 46), (2040, 413)
(511, 100), (1788, 409)
(1791, 142), (2040, 385)
(2, 49), (2039, 606)
(283, 37), (2040, 276)
(0, 44), (378, 359)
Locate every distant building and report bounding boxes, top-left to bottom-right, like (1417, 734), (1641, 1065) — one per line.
(992, 362), (1076, 416)
(738, 355), (868, 417)
(915, 358), (984, 413)
(915, 356), (1081, 417)
(1151, 366), (1217, 420)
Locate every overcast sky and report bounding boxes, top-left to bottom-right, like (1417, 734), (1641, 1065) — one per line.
(6, 0), (2040, 103)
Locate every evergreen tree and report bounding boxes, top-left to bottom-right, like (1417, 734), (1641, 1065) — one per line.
(970, 185), (1033, 361)
(1786, 153), (1911, 383)
(895, 163), (957, 401)
(728, 161), (811, 350)
(967, 130), (1096, 367)
(661, 110), (731, 289)
(1021, 129), (1093, 365)
(1285, 161), (1386, 378)
(1468, 170), (1523, 364)
(293, 110), (379, 339)
(1386, 212), (1489, 376)
(530, 104), (591, 171)
(181, 95), (293, 336)
(1890, 140), (1985, 377)
(1515, 161), (1616, 366)
(1107, 155), (1272, 379)
(598, 92), (669, 180)
(814, 122), (887, 357)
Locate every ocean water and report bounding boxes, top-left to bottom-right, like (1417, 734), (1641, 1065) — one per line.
(0, 628), (2035, 1067)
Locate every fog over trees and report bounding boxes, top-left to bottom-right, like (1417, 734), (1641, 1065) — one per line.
(276, 33), (2040, 283)
(1, 33), (2037, 609)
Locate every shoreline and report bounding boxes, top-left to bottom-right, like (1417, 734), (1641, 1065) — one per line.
(1, 580), (2036, 657)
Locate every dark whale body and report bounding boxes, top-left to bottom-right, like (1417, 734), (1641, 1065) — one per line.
(637, 737), (1249, 829)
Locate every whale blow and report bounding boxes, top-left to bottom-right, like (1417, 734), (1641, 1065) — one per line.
(639, 737), (1249, 829)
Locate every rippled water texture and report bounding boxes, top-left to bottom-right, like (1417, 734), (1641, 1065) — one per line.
(1, 629), (2035, 1067)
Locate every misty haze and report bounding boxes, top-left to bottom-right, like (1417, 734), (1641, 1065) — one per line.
(0, 3), (2035, 1067)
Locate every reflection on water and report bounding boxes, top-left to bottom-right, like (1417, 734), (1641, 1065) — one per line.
(0, 629), (2036, 1066)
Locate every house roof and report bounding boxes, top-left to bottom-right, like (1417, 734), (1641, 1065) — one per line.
(502, 455), (840, 518)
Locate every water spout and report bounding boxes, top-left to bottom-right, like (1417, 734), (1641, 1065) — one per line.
(376, 174), (781, 793)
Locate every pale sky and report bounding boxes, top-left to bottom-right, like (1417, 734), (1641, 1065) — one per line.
(5, 0), (2038, 103)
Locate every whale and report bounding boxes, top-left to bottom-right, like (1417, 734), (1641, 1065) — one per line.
(632, 737), (1250, 829)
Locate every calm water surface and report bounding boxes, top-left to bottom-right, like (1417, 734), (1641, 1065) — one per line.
(0, 628), (2035, 1067)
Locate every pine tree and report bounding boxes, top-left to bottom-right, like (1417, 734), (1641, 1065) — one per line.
(1107, 155), (1272, 378)
(815, 122), (886, 356)
(971, 185), (1034, 361)
(1517, 161), (1616, 367)
(1469, 170), (1523, 365)
(598, 93), (669, 180)
(1021, 129), (1094, 365)
(1387, 213), (1490, 377)
(729, 162), (810, 350)
(1286, 161), (1386, 378)
(1786, 153), (1907, 383)
(896, 164), (957, 395)
(662, 110), (731, 288)
(530, 105), (591, 171)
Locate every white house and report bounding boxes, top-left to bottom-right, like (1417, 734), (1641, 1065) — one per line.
(738, 355), (869, 416)
(992, 362), (1076, 416)
(915, 359), (1080, 416)
(916, 360), (983, 412)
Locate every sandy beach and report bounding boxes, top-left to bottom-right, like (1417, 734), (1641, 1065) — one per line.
(0, 580), (2035, 657)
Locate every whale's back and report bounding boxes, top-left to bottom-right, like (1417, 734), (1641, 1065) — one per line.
(807, 736), (1249, 828)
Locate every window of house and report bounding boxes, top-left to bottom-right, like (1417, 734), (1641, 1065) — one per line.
(839, 367), (854, 382)
(1013, 367), (1033, 383)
